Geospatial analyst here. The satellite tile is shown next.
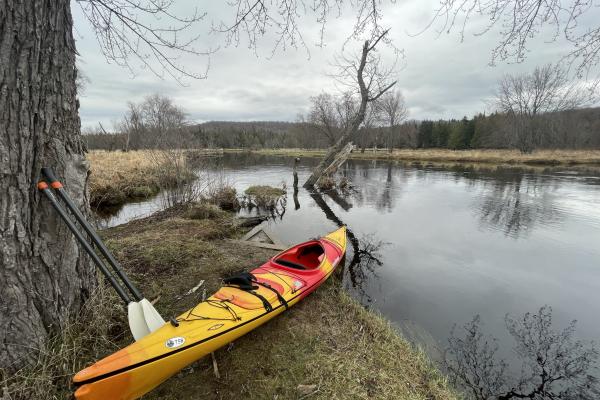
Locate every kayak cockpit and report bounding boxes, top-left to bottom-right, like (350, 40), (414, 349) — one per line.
(272, 241), (325, 270)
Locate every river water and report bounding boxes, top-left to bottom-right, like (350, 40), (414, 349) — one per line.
(96, 153), (600, 364)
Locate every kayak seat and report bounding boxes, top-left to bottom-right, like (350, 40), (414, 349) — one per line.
(274, 242), (325, 270)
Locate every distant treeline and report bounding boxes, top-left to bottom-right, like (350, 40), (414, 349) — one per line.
(84, 107), (600, 151)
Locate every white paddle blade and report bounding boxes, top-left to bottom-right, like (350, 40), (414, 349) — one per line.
(127, 302), (150, 341)
(139, 298), (166, 333)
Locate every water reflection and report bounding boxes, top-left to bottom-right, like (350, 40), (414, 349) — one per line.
(475, 172), (562, 238)
(346, 162), (575, 237)
(446, 306), (600, 399)
(343, 161), (408, 212)
(308, 190), (386, 303)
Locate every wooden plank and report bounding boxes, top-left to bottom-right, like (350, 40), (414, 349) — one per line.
(241, 222), (285, 247)
(258, 227), (285, 247)
(241, 222), (270, 242)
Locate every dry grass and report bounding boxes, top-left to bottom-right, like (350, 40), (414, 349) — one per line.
(2, 204), (457, 399)
(88, 150), (198, 207)
(88, 150), (165, 207)
(205, 181), (240, 211)
(148, 282), (457, 400)
(0, 285), (126, 400)
(228, 148), (600, 166)
(382, 148), (600, 165)
(244, 185), (286, 197)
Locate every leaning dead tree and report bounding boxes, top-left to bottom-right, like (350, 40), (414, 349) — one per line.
(304, 29), (397, 188)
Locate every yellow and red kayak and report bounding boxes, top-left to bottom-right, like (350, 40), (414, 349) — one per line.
(73, 226), (347, 400)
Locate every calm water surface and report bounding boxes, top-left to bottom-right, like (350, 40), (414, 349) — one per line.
(97, 154), (600, 360)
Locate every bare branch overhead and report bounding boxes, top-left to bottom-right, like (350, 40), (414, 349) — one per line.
(213, 0), (398, 56)
(77, 0), (215, 82)
(428, 0), (600, 78)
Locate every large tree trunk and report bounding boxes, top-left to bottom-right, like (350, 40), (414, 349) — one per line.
(0, 0), (95, 372)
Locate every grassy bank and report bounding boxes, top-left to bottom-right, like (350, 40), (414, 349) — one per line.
(227, 148), (600, 166)
(88, 150), (166, 207)
(2, 204), (456, 400)
(88, 150), (203, 207)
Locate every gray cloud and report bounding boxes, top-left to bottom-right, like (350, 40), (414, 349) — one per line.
(72, 1), (598, 129)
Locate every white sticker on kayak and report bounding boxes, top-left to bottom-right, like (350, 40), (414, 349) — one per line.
(165, 337), (185, 349)
(293, 280), (303, 289)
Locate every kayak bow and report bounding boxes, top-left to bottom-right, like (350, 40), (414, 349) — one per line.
(73, 226), (347, 400)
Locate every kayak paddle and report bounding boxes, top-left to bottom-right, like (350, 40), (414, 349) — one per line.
(38, 168), (165, 340)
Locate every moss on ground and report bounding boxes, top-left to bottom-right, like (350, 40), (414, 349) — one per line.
(244, 185), (286, 209)
(244, 185), (286, 197)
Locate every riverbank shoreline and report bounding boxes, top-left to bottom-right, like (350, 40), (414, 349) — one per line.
(88, 148), (600, 210)
(2, 204), (457, 399)
(225, 148), (600, 167)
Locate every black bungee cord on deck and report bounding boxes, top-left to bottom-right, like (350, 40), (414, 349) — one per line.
(177, 299), (241, 324)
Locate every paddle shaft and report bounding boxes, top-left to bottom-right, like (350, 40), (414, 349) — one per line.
(38, 182), (132, 305)
(41, 168), (143, 301)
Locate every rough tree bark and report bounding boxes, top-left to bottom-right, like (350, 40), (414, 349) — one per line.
(0, 0), (95, 372)
(304, 31), (395, 188)
(315, 142), (354, 187)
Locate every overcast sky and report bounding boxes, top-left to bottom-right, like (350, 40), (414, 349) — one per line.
(72, 1), (598, 129)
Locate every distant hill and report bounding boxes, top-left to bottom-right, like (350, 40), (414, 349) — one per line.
(84, 107), (600, 151)
(193, 120), (303, 134)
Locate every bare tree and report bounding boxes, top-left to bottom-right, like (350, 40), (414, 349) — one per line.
(376, 90), (408, 152)
(306, 92), (359, 145)
(495, 64), (591, 153)
(304, 29), (398, 187)
(335, 91), (360, 133)
(135, 94), (203, 207)
(431, 0), (600, 78)
(119, 102), (143, 151)
(446, 306), (599, 400)
(307, 93), (344, 145)
(141, 94), (187, 146)
(357, 101), (382, 152)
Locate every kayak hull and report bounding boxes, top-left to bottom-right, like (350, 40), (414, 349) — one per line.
(73, 227), (347, 400)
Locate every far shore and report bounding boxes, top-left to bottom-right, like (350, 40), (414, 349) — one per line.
(224, 148), (600, 167)
(87, 148), (600, 209)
